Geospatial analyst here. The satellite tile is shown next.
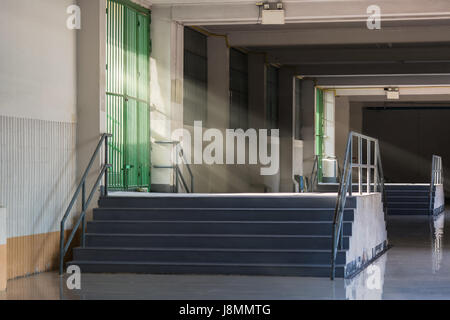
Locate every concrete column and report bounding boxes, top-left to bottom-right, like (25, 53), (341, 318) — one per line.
(150, 7), (182, 191)
(300, 79), (316, 183)
(0, 207), (6, 291)
(278, 67), (296, 192)
(323, 91), (336, 179)
(248, 53), (266, 191)
(76, 0), (106, 216)
(248, 53), (266, 130)
(203, 36), (230, 193)
(207, 37), (230, 130)
(335, 96), (350, 169)
(350, 102), (363, 133)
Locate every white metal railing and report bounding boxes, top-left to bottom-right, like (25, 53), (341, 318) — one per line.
(429, 155), (443, 214)
(331, 131), (385, 280)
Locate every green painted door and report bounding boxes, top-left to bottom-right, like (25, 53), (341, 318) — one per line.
(106, 0), (151, 191)
(315, 88), (324, 182)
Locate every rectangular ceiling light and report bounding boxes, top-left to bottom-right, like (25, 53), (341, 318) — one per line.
(262, 9), (285, 24)
(385, 87), (400, 100)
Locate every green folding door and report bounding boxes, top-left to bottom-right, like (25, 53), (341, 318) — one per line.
(106, 0), (151, 190)
(315, 88), (324, 182)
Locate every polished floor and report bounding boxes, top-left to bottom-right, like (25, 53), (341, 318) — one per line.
(0, 210), (448, 300)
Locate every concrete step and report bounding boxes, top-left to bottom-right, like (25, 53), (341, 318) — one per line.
(387, 208), (431, 215)
(67, 260), (345, 277)
(385, 184), (430, 191)
(86, 220), (353, 236)
(386, 202), (429, 209)
(93, 208), (355, 222)
(73, 247), (347, 265)
(98, 195), (356, 209)
(385, 190), (432, 197)
(85, 233), (350, 250)
(385, 196), (429, 203)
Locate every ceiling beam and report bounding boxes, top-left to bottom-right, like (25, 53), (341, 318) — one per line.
(294, 62), (450, 76)
(262, 46), (450, 64)
(314, 75), (450, 87)
(158, 0), (450, 26)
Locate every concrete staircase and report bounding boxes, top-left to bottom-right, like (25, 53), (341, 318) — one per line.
(385, 184), (432, 215)
(68, 194), (356, 278)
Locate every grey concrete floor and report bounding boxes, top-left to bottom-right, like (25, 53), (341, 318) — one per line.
(0, 210), (448, 300)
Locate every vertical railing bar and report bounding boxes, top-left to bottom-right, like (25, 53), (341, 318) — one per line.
(175, 144), (179, 193)
(349, 136), (353, 196)
(81, 182), (86, 248)
(367, 140), (371, 194)
(105, 135), (109, 196)
(374, 140), (378, 192)
(358, 136), (362, 195)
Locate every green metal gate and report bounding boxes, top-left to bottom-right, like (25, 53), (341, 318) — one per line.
(106, 0), (151, 191)
(315, 88), (324, 182)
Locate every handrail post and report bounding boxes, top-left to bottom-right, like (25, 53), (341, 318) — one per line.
(367, 140), (371, 193)
(175, 144), (179, 193)
(358, 136), (362, 194)
(349, 136), (353, 196)
(374, 140), (379, 192)
(104, 135), (109, 197)
(59, 222), (64, 275)
(81, 182), (86, 248)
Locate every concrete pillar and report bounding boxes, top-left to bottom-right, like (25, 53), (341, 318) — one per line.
(0, 207), (6, 291)
(248, 53), (266, 130)
(150, 7), (183, 192)
(335, 96), (350, 169)
(204, 36), (230, 193)
(76, 0), (106, 216)
(207, 37), (230, 130)
(300, 79), (316, 183)
(323, 91), (336, 180)
(350, 102), (364, 133)
(278, 67), (295, 192)
(248, 53), (267, 191)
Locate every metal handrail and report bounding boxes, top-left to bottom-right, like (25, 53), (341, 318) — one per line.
(59, 133), (112, 275)
(429, 155), (443, 214)
(309, 155), (342, 192)
(309, 155), (319, 192)
(330, 131), (385, 280)
(154, 141), (194, 193)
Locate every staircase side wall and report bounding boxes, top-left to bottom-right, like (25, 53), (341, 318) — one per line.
(346, 193), (388, 277)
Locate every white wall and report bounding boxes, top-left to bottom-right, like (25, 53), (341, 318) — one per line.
(0, 0), (77, 123)
(0, 0), (78, 279)
(0, 0), (78, 236)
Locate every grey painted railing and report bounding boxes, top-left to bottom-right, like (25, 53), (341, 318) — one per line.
(154, 141), (194, 193)
(429, 155), (443, 214)
(309, 155), (341, 192)
(331, 131), (385, 280)
(59, 133), (112, 275)
(309, 155), (319, 192)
